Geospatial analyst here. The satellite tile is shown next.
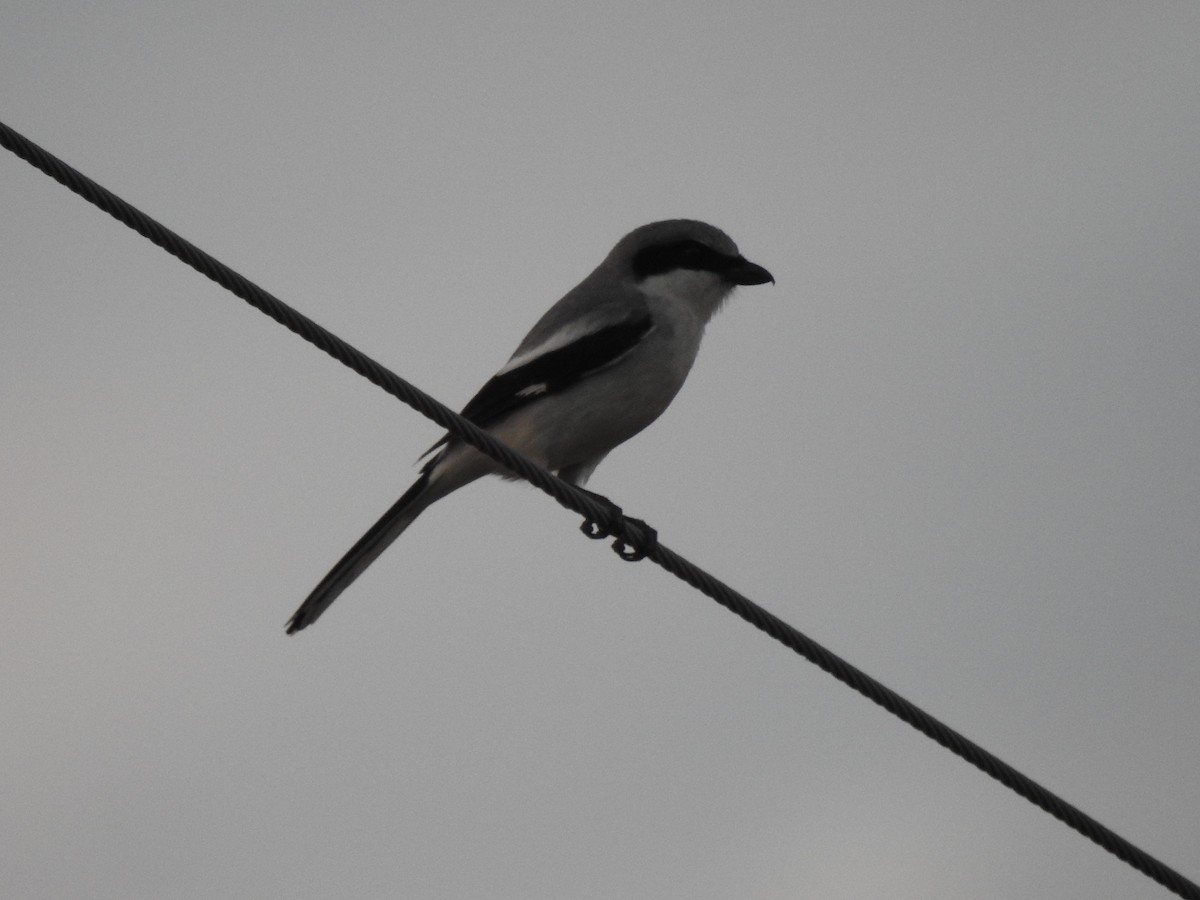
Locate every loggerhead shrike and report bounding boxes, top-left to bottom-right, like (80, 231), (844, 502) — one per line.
(286, 219), (773, 633)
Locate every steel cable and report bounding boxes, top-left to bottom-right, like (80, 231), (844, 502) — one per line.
(3, 118), (1195, 900)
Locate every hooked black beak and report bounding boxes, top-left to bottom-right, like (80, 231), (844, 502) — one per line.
(726, 256), (774, 286)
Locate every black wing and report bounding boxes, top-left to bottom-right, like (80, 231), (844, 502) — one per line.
(460, 313), (654, 426)
(421, 312), (654, 462)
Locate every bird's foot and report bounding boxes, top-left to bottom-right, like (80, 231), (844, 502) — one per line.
(577, 490), (657, 561)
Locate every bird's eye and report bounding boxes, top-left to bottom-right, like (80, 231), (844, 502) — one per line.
(632, 240), (716, 279)
(676, 242), (711, 267)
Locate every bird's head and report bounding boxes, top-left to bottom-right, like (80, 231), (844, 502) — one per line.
(611, 219), (774, 318)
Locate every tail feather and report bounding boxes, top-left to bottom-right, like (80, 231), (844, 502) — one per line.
(286, 472), (434, 634)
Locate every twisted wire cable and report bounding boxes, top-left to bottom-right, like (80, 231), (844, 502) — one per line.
(3, 118), (1195, 900)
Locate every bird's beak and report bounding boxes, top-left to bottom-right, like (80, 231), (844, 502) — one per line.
(727, 256), (775, 286)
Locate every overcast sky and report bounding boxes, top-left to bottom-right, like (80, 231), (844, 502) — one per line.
(3, 3), (1198, 898)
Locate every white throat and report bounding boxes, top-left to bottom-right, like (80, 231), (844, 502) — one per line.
(637, 269), (732, 323)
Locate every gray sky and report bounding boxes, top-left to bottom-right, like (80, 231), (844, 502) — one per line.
(3, 3), (1198, 898)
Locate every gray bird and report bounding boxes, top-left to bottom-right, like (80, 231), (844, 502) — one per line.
(287, 219), (773, 633)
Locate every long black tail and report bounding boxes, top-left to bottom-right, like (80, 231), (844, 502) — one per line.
(286, 472), (433, 634)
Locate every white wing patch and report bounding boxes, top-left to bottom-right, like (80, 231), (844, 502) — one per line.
(516, 383), (548, 397)
(496, 319), (604, 376)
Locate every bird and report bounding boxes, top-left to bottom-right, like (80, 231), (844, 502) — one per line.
(286, 219), (773, 633)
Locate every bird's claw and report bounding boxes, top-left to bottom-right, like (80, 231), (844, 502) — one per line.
(578, 496), (657, 561)
(580, 519), (610, 541)
(611, 517), (657, 561)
